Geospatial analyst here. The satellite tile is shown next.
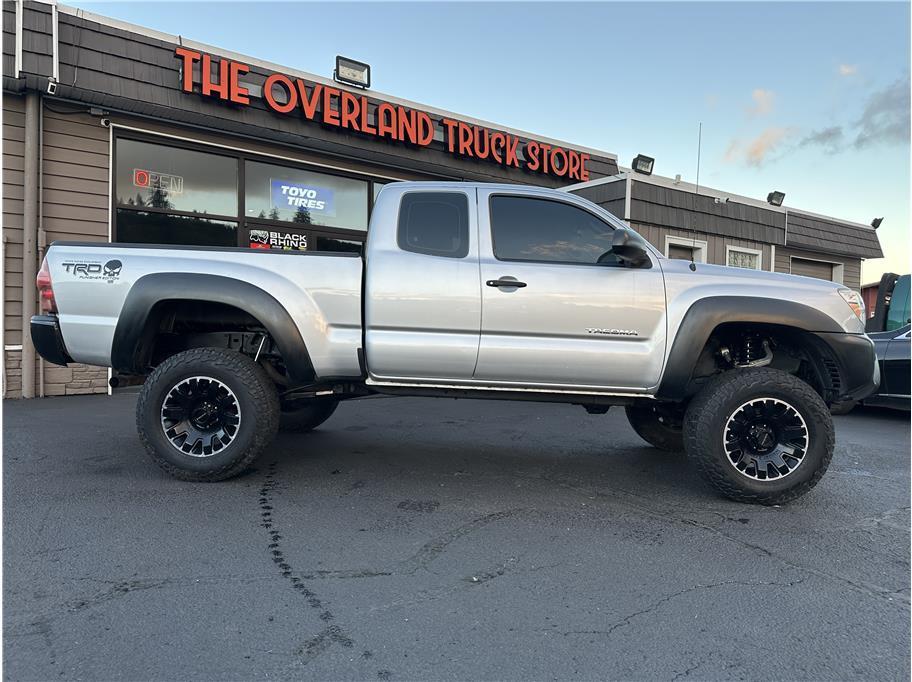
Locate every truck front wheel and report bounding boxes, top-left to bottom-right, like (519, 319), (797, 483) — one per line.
(136, 347), (279, 481)
(683, 367), (834, 505)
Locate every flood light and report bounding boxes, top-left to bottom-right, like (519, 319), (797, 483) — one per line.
(334, 56), (371, 89)
(871, 217), (883, 229)
(767, 191), (785, 207)
(632, 154), (655, 175)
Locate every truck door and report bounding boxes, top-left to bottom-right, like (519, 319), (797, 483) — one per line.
(473, 189), (666, 391)
(364, 187), (481, 381)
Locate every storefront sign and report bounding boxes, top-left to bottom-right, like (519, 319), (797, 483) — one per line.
(249, 229), (308, 250)
(174, 48), (590, 181)
(133, 168), (184, 193)
(270, 180), (334, 214)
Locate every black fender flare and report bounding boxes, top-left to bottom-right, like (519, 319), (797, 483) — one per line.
(111, 273), (315, 382)
(656, 296), (844, 400)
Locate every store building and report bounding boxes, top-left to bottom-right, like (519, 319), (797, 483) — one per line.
(566, 172), (882, 288)
(2, 1), (882, 399)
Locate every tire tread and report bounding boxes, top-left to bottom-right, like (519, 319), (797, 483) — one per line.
(683, 368), (835, 505)
(136, 348), (279, 482)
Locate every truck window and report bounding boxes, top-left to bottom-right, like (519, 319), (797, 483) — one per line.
(397, 192), (469, 258)
(490, 195), (620, 266)
(886, 275), (911, 331)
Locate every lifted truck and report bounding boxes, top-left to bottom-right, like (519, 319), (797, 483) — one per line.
(31, 182), (879, 504)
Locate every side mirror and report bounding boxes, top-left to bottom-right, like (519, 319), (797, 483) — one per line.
(610, 227), (651, 267)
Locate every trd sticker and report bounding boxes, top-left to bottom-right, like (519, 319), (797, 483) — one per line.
(62, 259), (123, 282)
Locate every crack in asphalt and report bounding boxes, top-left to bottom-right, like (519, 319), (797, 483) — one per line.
(518, 469), (911, 608)
(559, 578), (806, 640)
(398, 508), (525, 575)
(671, 652), (713, 681)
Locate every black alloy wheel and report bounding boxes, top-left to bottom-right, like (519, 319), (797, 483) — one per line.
(160, 376), (241, 457)
(722, 397), (809, 481)
(136, 347), (279, 481)
(682, 367), (834, 505)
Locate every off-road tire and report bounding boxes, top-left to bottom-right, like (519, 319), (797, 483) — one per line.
(683, 367), (834, 505)
(136, 347), (279, 481)
(279, 399), (339, 433)
(625, 403), (684, 451)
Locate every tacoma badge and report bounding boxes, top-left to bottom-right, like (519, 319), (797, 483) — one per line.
(586, 328), (639, 336)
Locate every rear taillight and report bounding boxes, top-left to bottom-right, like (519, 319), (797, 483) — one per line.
(36, 258), (57, 313)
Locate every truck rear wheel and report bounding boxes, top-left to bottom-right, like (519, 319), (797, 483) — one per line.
(682, 367), (834, 505)
(625, 403), (684, 451)
(136, 347), (279, 481)
(279, 398), (339, 433)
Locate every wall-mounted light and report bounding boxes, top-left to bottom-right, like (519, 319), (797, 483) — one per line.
(767, 191), (785, 207)
(714, 197), (729, 205)
(632, 154), (655, 176)
(871, 217), (883, 229)
(334, 56), (371, 89)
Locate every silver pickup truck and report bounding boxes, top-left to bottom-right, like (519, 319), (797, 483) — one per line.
(31, 182), (879, 504)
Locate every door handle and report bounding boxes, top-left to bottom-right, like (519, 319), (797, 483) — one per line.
(486, 278), (527, 288)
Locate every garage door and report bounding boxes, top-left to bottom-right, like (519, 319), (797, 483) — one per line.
(791, 257), (834, 281)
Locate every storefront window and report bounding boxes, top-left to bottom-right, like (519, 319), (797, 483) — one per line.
(117, 210), (237, 247)
(315, 236), (363, 254)
(245, 161), (368, 231)
(115, 139), (238, 217)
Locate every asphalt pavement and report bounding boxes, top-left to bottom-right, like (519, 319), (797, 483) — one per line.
(3, 394), (910, 681)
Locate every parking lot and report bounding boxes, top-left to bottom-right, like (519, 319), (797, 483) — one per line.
(3, 394), (910, 680)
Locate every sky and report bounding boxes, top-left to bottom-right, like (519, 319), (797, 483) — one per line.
(70, 0), (911, 282)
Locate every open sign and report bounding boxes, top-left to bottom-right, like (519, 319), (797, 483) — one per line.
(133, 168), (184, 194)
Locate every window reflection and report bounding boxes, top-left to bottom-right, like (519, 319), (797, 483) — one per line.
(315, 236), (363, 254)
(117, 210), (237, 247)
(115, 139), (238, 216)
(246, 161), (368, 231)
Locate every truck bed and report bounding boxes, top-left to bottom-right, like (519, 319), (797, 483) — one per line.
(45, 242), (364, 377)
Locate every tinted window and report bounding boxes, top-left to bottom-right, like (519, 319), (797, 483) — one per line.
(887, 275), (911, 331)
(397, 192), (469, 258)
(490, 196), (619, 265)
(116, 139), (238, 216)
(246, 161), (368, 230)
(117, 210), (237, 247)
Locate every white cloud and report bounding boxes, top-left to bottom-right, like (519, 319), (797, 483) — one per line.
(724, 127), (794, 167)
(746, 89), (775, 116)
(838, 64), (858, 77)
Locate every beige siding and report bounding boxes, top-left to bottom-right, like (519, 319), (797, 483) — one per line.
(773, 246), (862, 290)
(2, 96), (110, 398)
(630, 222), (773, 271)
(42, 108), (110, 242)
(3, 95), (26, 356)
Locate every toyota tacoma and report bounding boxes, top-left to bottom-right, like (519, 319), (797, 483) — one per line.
(31, 182), (879, 504)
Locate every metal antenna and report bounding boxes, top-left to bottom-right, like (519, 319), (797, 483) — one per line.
(689, 122), (703, 272)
